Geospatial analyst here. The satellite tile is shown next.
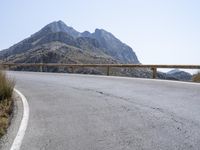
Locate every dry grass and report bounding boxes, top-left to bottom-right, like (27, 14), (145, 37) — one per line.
(0, 71), (15, 137)
(192, 72), (200, 83)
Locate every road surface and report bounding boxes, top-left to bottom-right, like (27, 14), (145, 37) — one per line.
(4, 71), (200, 149)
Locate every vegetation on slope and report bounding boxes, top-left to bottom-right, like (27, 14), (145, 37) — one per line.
(192, 72), (200, 83)
(0, 71), (15, 137)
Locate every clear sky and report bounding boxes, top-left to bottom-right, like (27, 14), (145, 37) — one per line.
(0, 0), (200, 68)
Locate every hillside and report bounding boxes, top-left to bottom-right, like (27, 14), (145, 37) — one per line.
(0, 20), (181, 80)
(0, 21), (139, 64)
(167, 69), (192, 81)
(0, 20), (150, 76)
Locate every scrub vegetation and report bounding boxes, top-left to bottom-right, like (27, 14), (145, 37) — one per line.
(0, 71), (15, 137)
(192, 72), (200, 83)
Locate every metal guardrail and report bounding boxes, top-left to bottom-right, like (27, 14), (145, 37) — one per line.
(1, 63), (200, 79)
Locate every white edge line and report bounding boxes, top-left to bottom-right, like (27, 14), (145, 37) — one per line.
(10, 89), (29, 150)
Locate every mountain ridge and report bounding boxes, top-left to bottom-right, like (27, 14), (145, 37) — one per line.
(167, 69), (192, 81)
(0, 20), (190, 81)
(0, 20), (139, 64)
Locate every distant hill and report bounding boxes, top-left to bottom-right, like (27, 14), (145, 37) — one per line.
(167, 69), (192, 81)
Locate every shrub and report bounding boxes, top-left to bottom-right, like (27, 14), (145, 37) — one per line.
(192, 72), (200, 83)
(0, 71), (15, 137)
(0, 71), (15, 101)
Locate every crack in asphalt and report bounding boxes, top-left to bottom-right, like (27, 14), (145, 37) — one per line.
(40, 139), (52, 150)
(70, 86), (200, 142)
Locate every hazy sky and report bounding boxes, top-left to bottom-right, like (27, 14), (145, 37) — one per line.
(1, 0), (200, 67)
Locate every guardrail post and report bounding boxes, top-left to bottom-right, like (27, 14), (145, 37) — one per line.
(107, 66), (110, 76)
(7, 64), (10, 70)
(71, 66), (74, 73)
(40, 64), (43, 72)
(151, 67), (157, 79)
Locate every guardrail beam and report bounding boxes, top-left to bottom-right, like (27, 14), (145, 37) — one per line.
(0, 63), (199, 78)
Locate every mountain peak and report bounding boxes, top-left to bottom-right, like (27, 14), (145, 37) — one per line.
(46, 20), (66, 32)
(95, 28), (111, 36)
(94, 28), (121, 43)
(91, 28), (139, 63)
(44, 20), (80, 38)
(57, 20), (65, 24)
(167, 69), (180, 74)
(81, 31), (91, 37)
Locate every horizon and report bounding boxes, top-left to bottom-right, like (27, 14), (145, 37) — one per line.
(0, 0), (199, 74)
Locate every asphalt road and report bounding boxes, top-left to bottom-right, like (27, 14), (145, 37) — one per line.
(6, 71), (200, 150)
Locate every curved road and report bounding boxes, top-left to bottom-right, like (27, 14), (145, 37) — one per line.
(7, 71), (200, 149)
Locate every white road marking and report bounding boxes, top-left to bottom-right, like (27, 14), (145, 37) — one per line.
(10, 89), (29, 150)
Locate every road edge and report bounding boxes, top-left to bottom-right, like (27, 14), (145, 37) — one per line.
(10, 89), (29, 150)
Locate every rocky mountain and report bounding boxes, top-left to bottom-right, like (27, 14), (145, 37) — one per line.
(167, 69), (180, 74)
(167, 69), (192, 81)
(0, 20), (187, 81)
(81, 29), (139, 63)
(0, 20), (139, 65)
(0, 20), (146, 76)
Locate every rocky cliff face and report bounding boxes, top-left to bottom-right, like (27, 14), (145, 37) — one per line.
(81, 29), (139, 63)
(0, 20), (140, 64)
